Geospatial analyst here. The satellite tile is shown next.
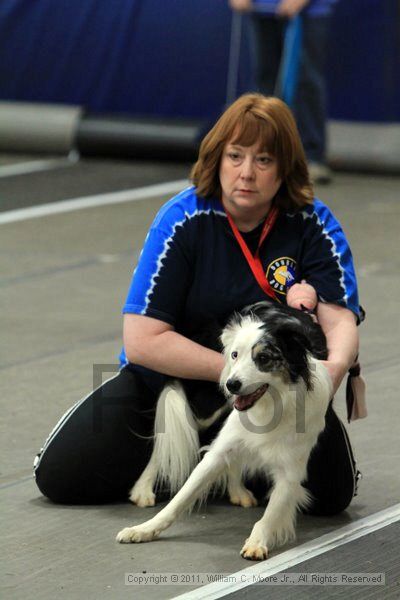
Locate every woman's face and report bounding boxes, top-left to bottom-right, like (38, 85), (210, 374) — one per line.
(219, 140), (282, 228)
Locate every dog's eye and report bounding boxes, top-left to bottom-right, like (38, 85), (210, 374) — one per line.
(257, 352), (269, 363)
(231, 351), (238, 360)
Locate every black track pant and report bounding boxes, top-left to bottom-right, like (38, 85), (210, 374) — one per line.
(34, 367), (359, 515)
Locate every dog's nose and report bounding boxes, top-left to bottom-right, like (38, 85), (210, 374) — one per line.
(226, 378), (242, 394)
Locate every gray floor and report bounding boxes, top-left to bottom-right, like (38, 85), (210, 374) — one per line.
(1, 155), (399, 599)
(226, 522), (400, 599)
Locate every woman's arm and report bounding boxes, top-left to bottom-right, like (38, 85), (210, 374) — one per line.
(123, 314), (225, 383)
(316, 302), (359, 395)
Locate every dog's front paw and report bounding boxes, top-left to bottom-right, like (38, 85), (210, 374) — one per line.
(229, 487), (258, 508)
(116, 523), (160, 544)
(240, 538), (269, 561)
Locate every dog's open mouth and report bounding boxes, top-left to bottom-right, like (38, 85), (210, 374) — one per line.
(233, 384), (269, 411)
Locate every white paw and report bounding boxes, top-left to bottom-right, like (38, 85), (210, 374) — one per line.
(129, 484), (156, 507)
(229, 487), (257, 508)
(116, 523), (160, 544)
(240, 538), (269, 561)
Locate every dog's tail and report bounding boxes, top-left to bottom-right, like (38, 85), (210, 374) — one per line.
(153, 380), (200, 494)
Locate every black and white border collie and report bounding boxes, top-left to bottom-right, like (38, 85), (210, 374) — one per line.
(117, 301), (332, 560)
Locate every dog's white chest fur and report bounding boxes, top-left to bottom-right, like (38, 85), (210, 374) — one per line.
(214, 357), (330, 479)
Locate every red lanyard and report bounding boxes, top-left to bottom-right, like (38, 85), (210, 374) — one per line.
(226, 205), (279, 301)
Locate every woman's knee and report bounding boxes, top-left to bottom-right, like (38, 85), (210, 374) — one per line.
(34, 447), (131, 504)
(34, 445), (93, 504)
(305, 487), (354, 517)
(33, 368), (156, 503)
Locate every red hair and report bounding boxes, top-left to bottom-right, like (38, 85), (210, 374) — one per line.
(190, 94), (313, 211)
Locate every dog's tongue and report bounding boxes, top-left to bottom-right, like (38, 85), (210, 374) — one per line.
(233, 384), (269, 411)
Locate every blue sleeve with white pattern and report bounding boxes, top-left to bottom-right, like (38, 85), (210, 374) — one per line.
(301, 200), (360, 319)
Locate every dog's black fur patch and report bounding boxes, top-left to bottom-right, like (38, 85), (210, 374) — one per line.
(241, 301), (327, 390)
(241, 301), (328, 361)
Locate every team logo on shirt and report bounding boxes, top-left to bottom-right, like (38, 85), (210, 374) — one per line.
(266, 257), (297, 295)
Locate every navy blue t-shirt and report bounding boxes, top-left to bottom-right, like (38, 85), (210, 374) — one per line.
(120, 186), (359, 369)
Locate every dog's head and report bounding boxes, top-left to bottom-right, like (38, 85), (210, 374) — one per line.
(220, 309), (315, 411)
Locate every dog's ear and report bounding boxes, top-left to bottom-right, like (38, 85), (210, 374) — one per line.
(275, 326), (313, 389)
(241, 301), (274, 320)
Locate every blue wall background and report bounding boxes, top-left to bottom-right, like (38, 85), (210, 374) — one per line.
(0, 0), (398, 122)
(328, 0), (400, 121)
